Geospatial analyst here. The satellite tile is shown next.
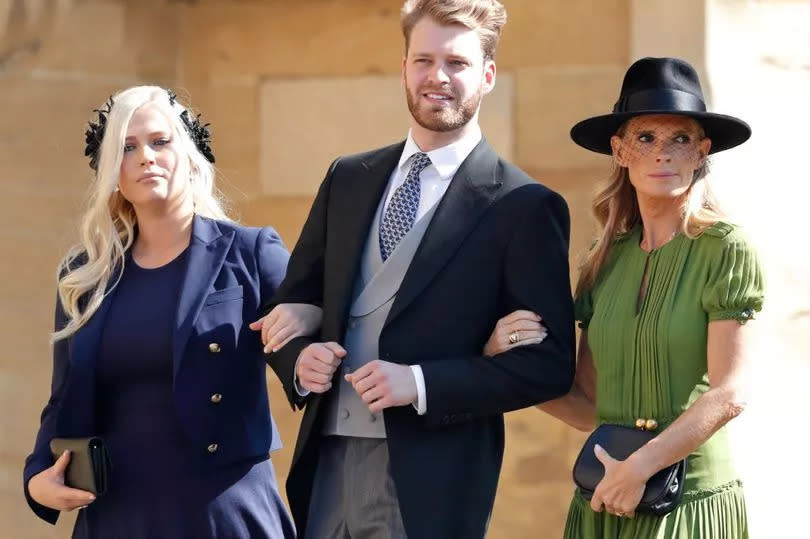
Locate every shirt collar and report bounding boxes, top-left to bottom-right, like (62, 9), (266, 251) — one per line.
(396, 125), (483, 180)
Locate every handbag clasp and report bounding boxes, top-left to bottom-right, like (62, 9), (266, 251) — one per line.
(635, 417), (658, 431)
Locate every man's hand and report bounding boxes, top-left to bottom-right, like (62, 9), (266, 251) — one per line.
(295, 342), (346, 393)
(345, 360), (417, 413)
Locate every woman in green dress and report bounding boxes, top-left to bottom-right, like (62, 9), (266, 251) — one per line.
(484, 57), (763, 537)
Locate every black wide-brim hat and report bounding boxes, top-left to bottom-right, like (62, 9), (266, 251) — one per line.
(570, 57), (751, 155)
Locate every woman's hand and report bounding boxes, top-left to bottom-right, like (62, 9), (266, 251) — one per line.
(589, 444), (650, 518)
(483, 310), (547, 356)
(28, 450), (95, 512)
(250, 303), (323, 353)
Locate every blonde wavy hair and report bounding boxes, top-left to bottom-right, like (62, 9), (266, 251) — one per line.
(575, 120), (723, 298)
(53, 86), (230, 341)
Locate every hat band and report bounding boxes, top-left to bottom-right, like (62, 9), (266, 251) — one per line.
(613, 88), (707, 114)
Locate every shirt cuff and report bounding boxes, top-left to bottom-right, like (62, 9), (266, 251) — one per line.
(293, 355), (310, 397)
(410, 365), (427, 415)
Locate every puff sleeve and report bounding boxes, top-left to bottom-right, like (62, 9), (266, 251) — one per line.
(700, 232), (764, 324)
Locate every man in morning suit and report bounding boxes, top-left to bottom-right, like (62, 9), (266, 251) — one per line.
(267, 1), (575, 537)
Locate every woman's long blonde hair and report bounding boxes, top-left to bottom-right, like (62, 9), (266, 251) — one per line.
(574, 121), (724, 298)
(53, 86), (230, 341)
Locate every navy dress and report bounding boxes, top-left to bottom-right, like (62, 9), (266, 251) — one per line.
(71, 250), (295, 539)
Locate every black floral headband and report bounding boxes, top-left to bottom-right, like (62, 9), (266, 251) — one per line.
(83, 90), (216, 171)
(84, 97), (113, 171)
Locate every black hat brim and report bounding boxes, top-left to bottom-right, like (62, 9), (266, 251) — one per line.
(570, 111), (751, 155)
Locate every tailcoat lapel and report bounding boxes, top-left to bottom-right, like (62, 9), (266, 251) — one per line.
(385, 139), (502, 326)
(327, 142), (403, 334)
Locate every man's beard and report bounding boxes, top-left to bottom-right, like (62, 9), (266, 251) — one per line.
(405, 81), (483, 132)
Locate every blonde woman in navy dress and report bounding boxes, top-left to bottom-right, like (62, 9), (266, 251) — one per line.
(23, 86), (320, 538)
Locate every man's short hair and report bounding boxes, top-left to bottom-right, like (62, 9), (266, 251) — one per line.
(400, 0), (507, 61)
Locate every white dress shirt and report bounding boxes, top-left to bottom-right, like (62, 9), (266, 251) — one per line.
(297, 126), (484, 417)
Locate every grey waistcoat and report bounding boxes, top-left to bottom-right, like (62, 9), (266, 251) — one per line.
(321, 190), (439, 438)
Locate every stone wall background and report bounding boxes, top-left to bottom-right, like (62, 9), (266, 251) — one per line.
(1, 1), (805, 537)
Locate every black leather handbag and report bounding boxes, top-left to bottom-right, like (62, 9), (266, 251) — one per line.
(49, 437), (111, 496)
(572, 424), (687, 516)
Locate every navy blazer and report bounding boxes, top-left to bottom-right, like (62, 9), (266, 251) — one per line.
(23, 215), (290, 524)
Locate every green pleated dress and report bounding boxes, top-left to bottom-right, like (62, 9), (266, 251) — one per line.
(565, 222), (764, 539)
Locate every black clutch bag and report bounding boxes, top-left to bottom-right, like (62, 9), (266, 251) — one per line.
(49, 437), (111, 496)
(572, 424), (687, 516)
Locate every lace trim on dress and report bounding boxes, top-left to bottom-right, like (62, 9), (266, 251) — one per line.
(680, 479), (744, 503)
(709, 308), (757, 324)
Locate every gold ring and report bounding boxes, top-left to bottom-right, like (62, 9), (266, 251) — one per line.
(508, 330), (520, 344)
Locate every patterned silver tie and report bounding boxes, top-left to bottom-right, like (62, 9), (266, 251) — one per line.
(379, 152), (431, 261)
